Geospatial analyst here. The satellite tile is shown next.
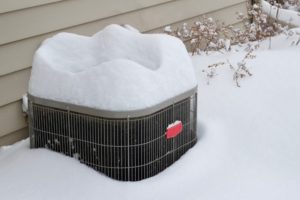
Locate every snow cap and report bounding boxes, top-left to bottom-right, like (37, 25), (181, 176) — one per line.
(29, 24), (197, 111)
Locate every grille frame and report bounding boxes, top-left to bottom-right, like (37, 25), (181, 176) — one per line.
(28, 88), (197, 181)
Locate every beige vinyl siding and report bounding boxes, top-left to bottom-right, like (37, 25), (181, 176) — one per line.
(0, 0), (247, 146)
(0, 128), (28, 147)
(0, 0), (172, 45)
(0, 0), (64, 14)
(149, 2), (247, 32)
(0, 101), (27, 138)
(0, 69), (31, 107)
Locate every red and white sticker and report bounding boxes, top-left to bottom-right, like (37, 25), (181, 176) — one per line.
(165, 121), (183, 139)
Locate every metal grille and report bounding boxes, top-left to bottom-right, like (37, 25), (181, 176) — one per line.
(28, 93), (197, 181)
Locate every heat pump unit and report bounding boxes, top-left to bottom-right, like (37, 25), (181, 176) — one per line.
(27, 25), (198, 181)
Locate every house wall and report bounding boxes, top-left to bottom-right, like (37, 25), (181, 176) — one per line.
(0, 0), (247, 146)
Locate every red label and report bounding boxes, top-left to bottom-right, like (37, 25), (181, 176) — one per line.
(165, 121), (183, 139)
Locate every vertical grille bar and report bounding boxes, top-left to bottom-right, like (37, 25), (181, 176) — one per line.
(127, 116), (130, 181)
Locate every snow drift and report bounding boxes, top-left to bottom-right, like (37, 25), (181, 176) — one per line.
(28, 24), (197, 111)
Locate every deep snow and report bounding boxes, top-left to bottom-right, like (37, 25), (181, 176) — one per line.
(29, 24), (197, 112)
(1, 30), (300, 200)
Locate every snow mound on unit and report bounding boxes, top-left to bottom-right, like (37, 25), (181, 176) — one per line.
(261, 0), (300, 27)
(28, 24), (197, 111)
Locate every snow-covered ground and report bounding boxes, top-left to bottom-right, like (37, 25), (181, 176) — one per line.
(1, 31), (300, 200)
